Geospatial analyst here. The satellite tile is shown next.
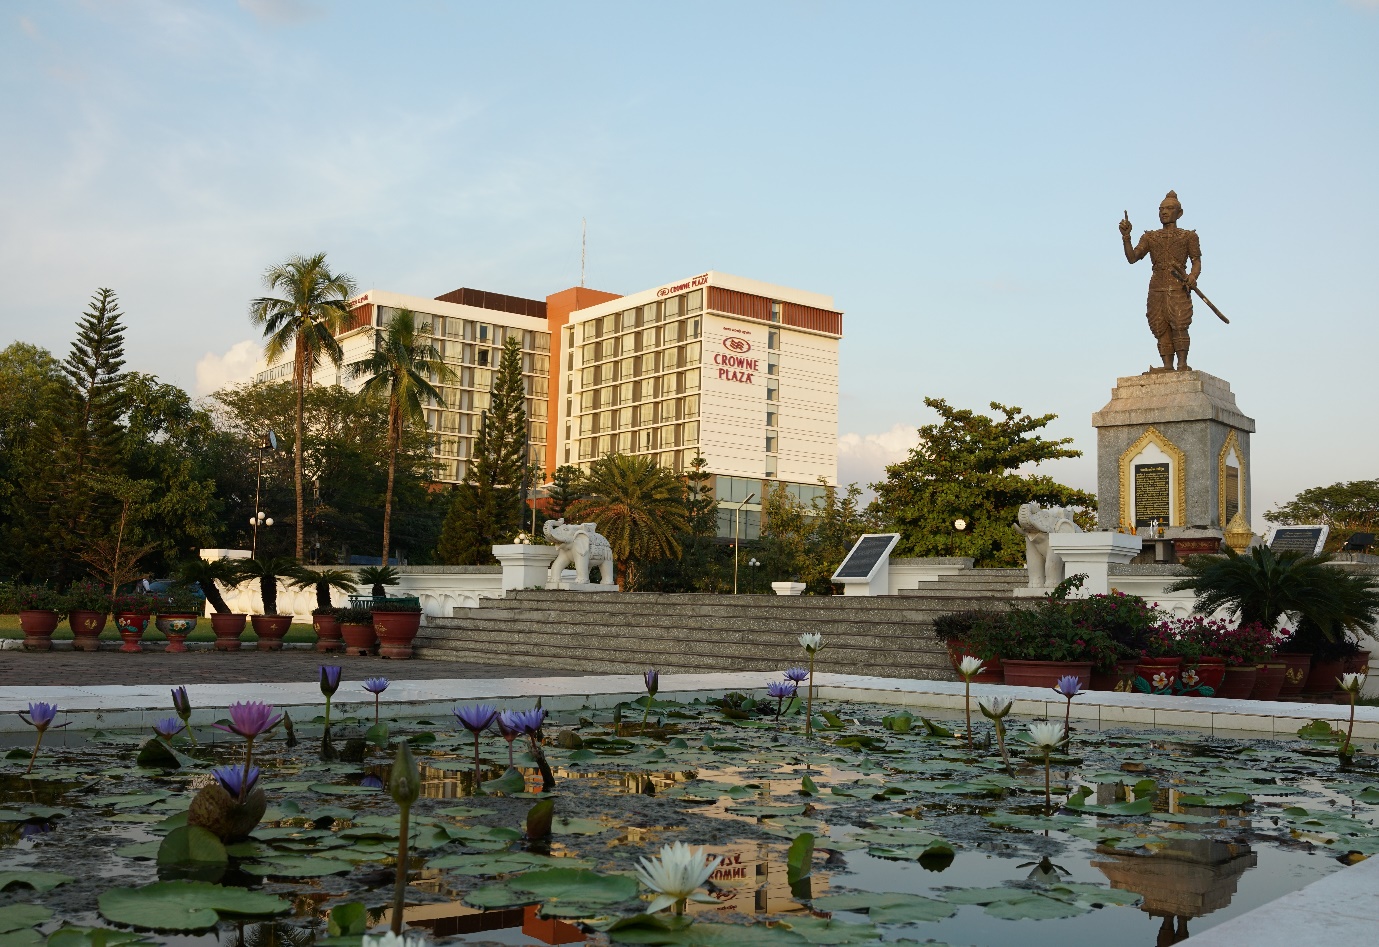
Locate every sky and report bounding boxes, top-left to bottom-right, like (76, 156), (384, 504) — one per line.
(2, 0), (1377, 530)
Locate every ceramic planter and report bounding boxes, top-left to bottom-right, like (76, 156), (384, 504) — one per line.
(1276, 653), (1312, 699)
(1216, 665), (1259, 700)
(156, 614), (198, 653)
(1000, 660), (1093, 689)
(1180, 656), (1226, 695)
(67, 609), (108, 652)
(373, 610), (422, 659)
(339, 622), (377, 657)
(19, 609), (59, 651)
(1250, 662), (1288, 701)
(1303, 657), (1346, 696)
(1090, 658), (1140, 693)
(313, 614), (342, 653)
(1135, 656), (1182, 694)
(1344, 649), (1371, 677)
(114, 613), (150, 653)
(250, 615), (292, 651)
(210, 613), (248, 650)
(946, 642), (1003, 683)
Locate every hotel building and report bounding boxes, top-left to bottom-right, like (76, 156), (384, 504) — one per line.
(252, 271), (843, 540)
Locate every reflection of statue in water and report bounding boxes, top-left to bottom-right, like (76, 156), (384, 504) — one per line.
(1120, 191), (1202, 372)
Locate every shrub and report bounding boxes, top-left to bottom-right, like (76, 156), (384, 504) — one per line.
(1209, 620), (1279, 666)
(932, 609), (1000, 646)
(110, 593), (154, 616)
(335, 607), (374, 625)
(982, 598), (1119, 671)
(370, 597), (422, 614)
(1066, 590), (1160, 659)
(157, 584), (204, 614)
(14, 585), (64, 612)
(64, 580), (111, 614)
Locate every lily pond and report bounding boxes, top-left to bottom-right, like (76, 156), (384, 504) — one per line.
(3, 690), (1377, 947)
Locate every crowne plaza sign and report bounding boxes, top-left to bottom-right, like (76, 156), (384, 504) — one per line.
(712, 328), (759, 384)
(657, 273), (709, 297)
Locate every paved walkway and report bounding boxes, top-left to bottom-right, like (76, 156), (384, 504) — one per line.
(0, 651), (585, 687)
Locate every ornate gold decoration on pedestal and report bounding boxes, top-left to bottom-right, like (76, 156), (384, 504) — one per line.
(1224, 511), (1253, 553)
(1119, 426), (1187, 528)
(1217, 429), (1246, 531)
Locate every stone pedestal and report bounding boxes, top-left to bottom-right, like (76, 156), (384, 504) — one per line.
(1048, 532), (1143, 596)
(1092, 370), (1255, 534)
(492, 544), (558, 592)
(771, 582), (807, 596)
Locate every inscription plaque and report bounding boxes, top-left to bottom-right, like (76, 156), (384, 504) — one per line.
(1268, 526), (1327, 555)
(1224, 464), (1240, 522)
(1134, 463), (1170, 527)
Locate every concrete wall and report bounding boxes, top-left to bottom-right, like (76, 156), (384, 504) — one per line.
(212, 565), (504, 623)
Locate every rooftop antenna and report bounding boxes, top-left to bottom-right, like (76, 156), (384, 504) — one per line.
(580, 217), (587, 288)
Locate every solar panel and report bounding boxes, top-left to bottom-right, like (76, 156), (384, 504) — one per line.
(833, 534), (901, 581)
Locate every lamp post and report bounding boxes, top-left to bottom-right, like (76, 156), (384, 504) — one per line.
(729, 493), (756, 594)
(251, 431), (277, 559)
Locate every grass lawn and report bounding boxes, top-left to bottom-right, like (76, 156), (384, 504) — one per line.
(0, 613), (317, 644)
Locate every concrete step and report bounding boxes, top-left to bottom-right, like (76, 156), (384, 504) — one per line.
(439, 607), (952, 635)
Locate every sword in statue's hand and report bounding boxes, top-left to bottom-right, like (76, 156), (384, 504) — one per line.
(1170, 266), (1230, 324)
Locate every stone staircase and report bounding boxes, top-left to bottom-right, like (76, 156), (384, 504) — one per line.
(416, 570), (1026, 680)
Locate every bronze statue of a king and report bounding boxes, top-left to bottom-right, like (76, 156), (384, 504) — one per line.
(1119, 190), (1201, 372)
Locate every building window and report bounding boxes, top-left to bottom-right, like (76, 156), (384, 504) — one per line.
(686, 289), (703, 312)
(687, 316), (701, 339)
(766, 456), (778, 477)
(477, 349), (489, 367)
(766, 434), (778, 454)
(770, 302), (782, 324)
(766, 379), (779, 401)
(768, 329), (780, 351)
(766, 410), (777, 428)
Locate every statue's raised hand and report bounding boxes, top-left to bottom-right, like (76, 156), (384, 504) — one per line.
(1119, 211), (1133, 237)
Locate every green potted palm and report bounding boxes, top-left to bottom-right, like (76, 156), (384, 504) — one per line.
(177, 557), (249, 650)
(154, 584), (204, 653)
(63, 580), (110, 652)
(110, 592), (155, 653)
(335, 606), (377, 656)
(15, 585), (65, 652)
(357, 565), (401, 599)
(238, 557), (300, 651)
(289, 567), (358, 653)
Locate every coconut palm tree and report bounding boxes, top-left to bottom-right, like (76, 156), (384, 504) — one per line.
(248, 253), (357, 559)
(348, 308), (456, 564)
(1168, 546), (1379, 642)
(566, 453), (688, 584)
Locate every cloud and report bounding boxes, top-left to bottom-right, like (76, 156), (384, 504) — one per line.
(837, 423), (918, 492)
(237, 0), (325, 25)
(18, 15), (38, 37)
(195, 340), (261, 396)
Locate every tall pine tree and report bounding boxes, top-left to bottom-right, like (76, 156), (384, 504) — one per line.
(436, 334), (528, 564)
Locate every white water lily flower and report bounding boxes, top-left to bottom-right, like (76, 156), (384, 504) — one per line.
(634, 842), (723, 914)
(798, 633), (823, 653)
(957, 656), (984, 680)
(1027, 722), (1065, 750)
(362, 933), (409, 947)
(978, 696), (1013, 720)
(1338, 673), (1365, 694)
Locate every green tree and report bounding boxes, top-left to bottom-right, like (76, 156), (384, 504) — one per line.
(60, 288), (128, 473)
(436, 335), (528, 564)
(248, 253), (357, 559)
(870, 398), (1095, 567)
(1265, 480), (1379, 551)
(0, 343), (67, 580)
(544, 464), (586, 526)
(348, 308), (456, 564)
(567, 453), (688, 584)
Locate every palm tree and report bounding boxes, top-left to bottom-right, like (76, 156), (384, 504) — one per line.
(249, 253), (357, 559)
(1168, 546), (1379, 642)
(348, 308), (456, 564)
(237, 556), (301, 617)
(566, 453), (689, 583)
(287, 566), (359, 613)
(175, 557), (246, 615)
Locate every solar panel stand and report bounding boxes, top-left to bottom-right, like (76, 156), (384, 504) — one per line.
(830, 533), (901, 596)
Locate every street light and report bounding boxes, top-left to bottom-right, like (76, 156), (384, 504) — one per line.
(729, 493), (756, 594)
(251, 431), (277, 559)
(748, 557), (761, 594)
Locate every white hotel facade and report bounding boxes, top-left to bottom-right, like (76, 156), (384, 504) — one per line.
(252, 270), (843, 541)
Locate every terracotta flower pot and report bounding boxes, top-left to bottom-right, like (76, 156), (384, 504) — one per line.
(339, 622), (377, 657)
(250, 615), (292, 651)
(67, 609), (108, 652)
(19, 609), (59, 651)
(373, 611), (422, 659)
(156, 614), (198, 654)
(1276, 653), (1312, 699)
(1180, 656), (1226, 696)
(1091, 658), (1140, 692)
(210, 613), (248, 650)
(1135, 656), (1182, 694)
(1303, 657), (1346, 696)
(313, 614), (342, 653)
(1000, 660), (1094, 689)
(1344, 649), (1371, 677)
(946, 642), (1003, 683)
(1216, 665), (1259, 699)
(1250, 661), (1288, 701)
(115, 613), (150, 653)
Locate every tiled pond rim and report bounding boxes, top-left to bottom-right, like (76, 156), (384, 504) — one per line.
(2, 671), (1376, 739)
(2, 670), (1377, 945)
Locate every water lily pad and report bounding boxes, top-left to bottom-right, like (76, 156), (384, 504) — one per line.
(0, 905), (51, 934)
(1178, 791), (1252, 808)
(512, 867), (639, 905)
(241, 855), (355, 878)
(726, 804), (808, 817)
(430, 852), (593, 874)
(0, 871), (73, 893)
(813, 891), (955, 923)
(46, 926), (159, 947)
(98, 881), (291, 931)
(463, 884), (537, 909)
(551, 816), (609, 835)
(156, 826), (227, 867)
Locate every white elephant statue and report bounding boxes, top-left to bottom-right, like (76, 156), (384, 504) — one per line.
(543, 518), (616, 587)
(1015, 501), (1082, 590)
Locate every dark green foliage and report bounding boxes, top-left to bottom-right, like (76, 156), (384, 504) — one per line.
(931, 609), (1000, 645)
(335, 607), (374, 624)
(1265, 479), (1379, 551)
(290, 567), (357, 612)
(174, 558), (244, 615)
(567, 453), (688, 582)
(869, 398), (1095, 567)
(544, 464), (585, 526)
(236, 557), (300, 616)
(356, 565), (400, 598)
(61, 288), (128, 467)
(760, 480), (877, 594)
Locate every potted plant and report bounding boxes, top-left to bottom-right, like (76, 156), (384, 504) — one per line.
(237, 557), (299, 651)
(14, 585), (64, 652)
(1169, 616), (1228, 695)
(357, 565), (401, 599)
(111, 592), (154, 653)
(932, 609), (1004, 683)
(1272, 627), (1314, 699)
(336, 607), (376, 656)
(154, 584), (204, 653)
(1068, 591), (1158, 691)
(986, 587), (1116, 688)
(60, 580), (109, 652)
(1211, 621), (1276, 699)
(178, 557), (249, 650)
(372, 596), (424, 659)
(288, 567), (358, 653)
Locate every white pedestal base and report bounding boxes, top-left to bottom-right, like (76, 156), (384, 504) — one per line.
(771, 582), (807, 596)
(1048, 532), (1143, 596)
(492, 544), (558, 592)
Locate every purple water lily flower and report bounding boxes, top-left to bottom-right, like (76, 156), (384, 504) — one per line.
(360, 774), (384, 790)
(506, 708), (546, 736)
(212, 764), (261, 798)
(23, 702), (58, 732)
(363, 677), (389, 694)
(454, 704), (498, 734)
(644, 669), (659, 698)
(171, 686), (191, 716)
(319, 665), (342, 697)
(767, 681), (796, 699)
(154, 717), (185, 740)
(497, 711), (523, 766)
(213, 702), (284, 739)
(783, 667), (809, 684)
(1053, 676), (1083, 698)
